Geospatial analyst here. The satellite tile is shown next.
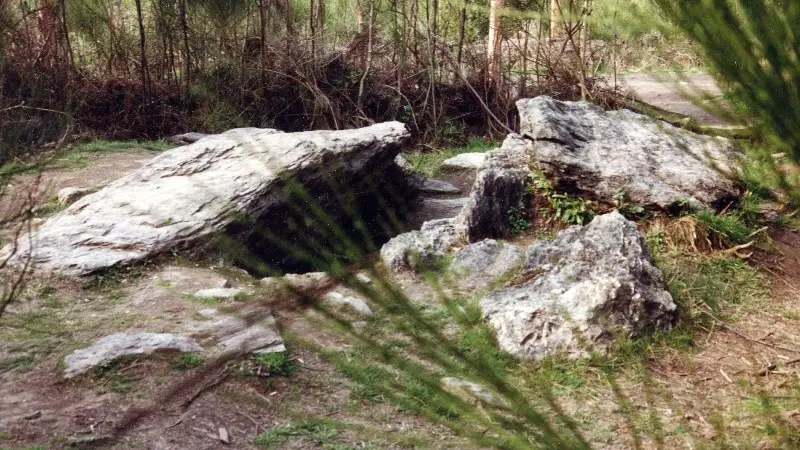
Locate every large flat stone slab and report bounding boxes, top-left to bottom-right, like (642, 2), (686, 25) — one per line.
(2, 123), (410, 276)
(517, 96), (741, 210)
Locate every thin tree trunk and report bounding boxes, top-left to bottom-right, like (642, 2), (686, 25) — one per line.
(134, 0), (150, 96)
(550, 0), (559, 40)
(456, 3), (467, 70)
(259, 0), (267, 80)
(487, 0), (504, 85)
(357, 0), (375, 111)
(58, 0), (74, 76)
(310, 0), (316, 64)
(179, 0), (191, 94)
(283, 0), (294, 57)
(355, 0), (364, 33)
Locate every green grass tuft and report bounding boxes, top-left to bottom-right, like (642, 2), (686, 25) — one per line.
(254, 418), (343, 449)
(403, 137), (497, 177)
(173, 352), (203, 370)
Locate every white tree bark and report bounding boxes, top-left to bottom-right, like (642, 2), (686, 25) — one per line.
(487, 0), (504, 84)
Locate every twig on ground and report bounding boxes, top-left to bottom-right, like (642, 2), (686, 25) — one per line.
(705, 312), (800, 355)
(182, 368), (230, 408)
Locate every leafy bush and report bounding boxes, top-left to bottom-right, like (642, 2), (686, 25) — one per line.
(530, 171), (596, 225)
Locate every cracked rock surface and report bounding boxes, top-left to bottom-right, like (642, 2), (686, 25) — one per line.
(518, 96), (741, 210)
(2, 123), (410, 276)
(480, 211), (677, 360)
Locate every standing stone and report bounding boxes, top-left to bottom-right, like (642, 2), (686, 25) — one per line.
(480, 211), (677, 360)
(381, 135), (533, 272)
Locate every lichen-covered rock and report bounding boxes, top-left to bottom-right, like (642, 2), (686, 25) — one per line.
(380, 218), (465, 271)
(451, 239), (524, 289)
(408, 176), (461, 194)
(458, 135), (533, 241)
(195, 309), (285, 355)
(323, 288), (373, 315)
(517, 96), (741, 210)
(165, 132), (209, 145)
(2, 123), (410, 276)
(63, 333), (201, 378)
(381, 136), (533, 272)
(56, 187), (92, 205)
(193, 288), (245, 299)
(441, 153), (487, 170)
(481, 211), (677, 360)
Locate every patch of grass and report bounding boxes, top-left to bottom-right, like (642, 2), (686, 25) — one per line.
(652, 246), (769, 326)
(181, 293), (223, 306)
(55, 139), (171, 169)
(173, 352), (203, 370)
(81, 265), (145, 291)
(0, 353), (36, 373)
(254, 418), (343, 449)
(33, 198), (67, 218)
(253, 351), (296, 376)
(403, 137), (497, 177)
(70, 140), (172, 154)
(781, 311), (798, 320)
(93, 355), (140, 393)
(695, 210), (754, 245)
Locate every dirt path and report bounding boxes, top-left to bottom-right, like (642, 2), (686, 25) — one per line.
(615, 73), (733, 127)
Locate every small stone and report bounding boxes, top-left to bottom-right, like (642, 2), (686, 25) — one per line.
(261, 272), (333, 294)
(218, 427), (230, 444)
(192, 288), (244, 299)
(355, 272), (372, 285)
(56, 187), (92, 205)
(395, 154), (414, 173)
(441, 377), (504, 407)
(165, 132), (210, 145)
(409, 175), (460, 194)
(418, 197), (469, 219)
(196, 309), (285, 354)
(441, 153), (487, 171)
(323, 289), (373, 315)
(23, 411), (42, 420)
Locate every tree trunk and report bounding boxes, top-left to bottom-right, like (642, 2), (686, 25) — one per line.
(487, 0), (504, 85)
(456, 3), (467, 69)
(259, 0), (267, 78)
(283, 0), (294, 56)
(355, 0), (364, 33)
(310, 0), (316, 64)
(134, 0), (150, 96)
(549, 0), (559, 40)
(179, 0), (191, 94)
(357, 0), (375, 111)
